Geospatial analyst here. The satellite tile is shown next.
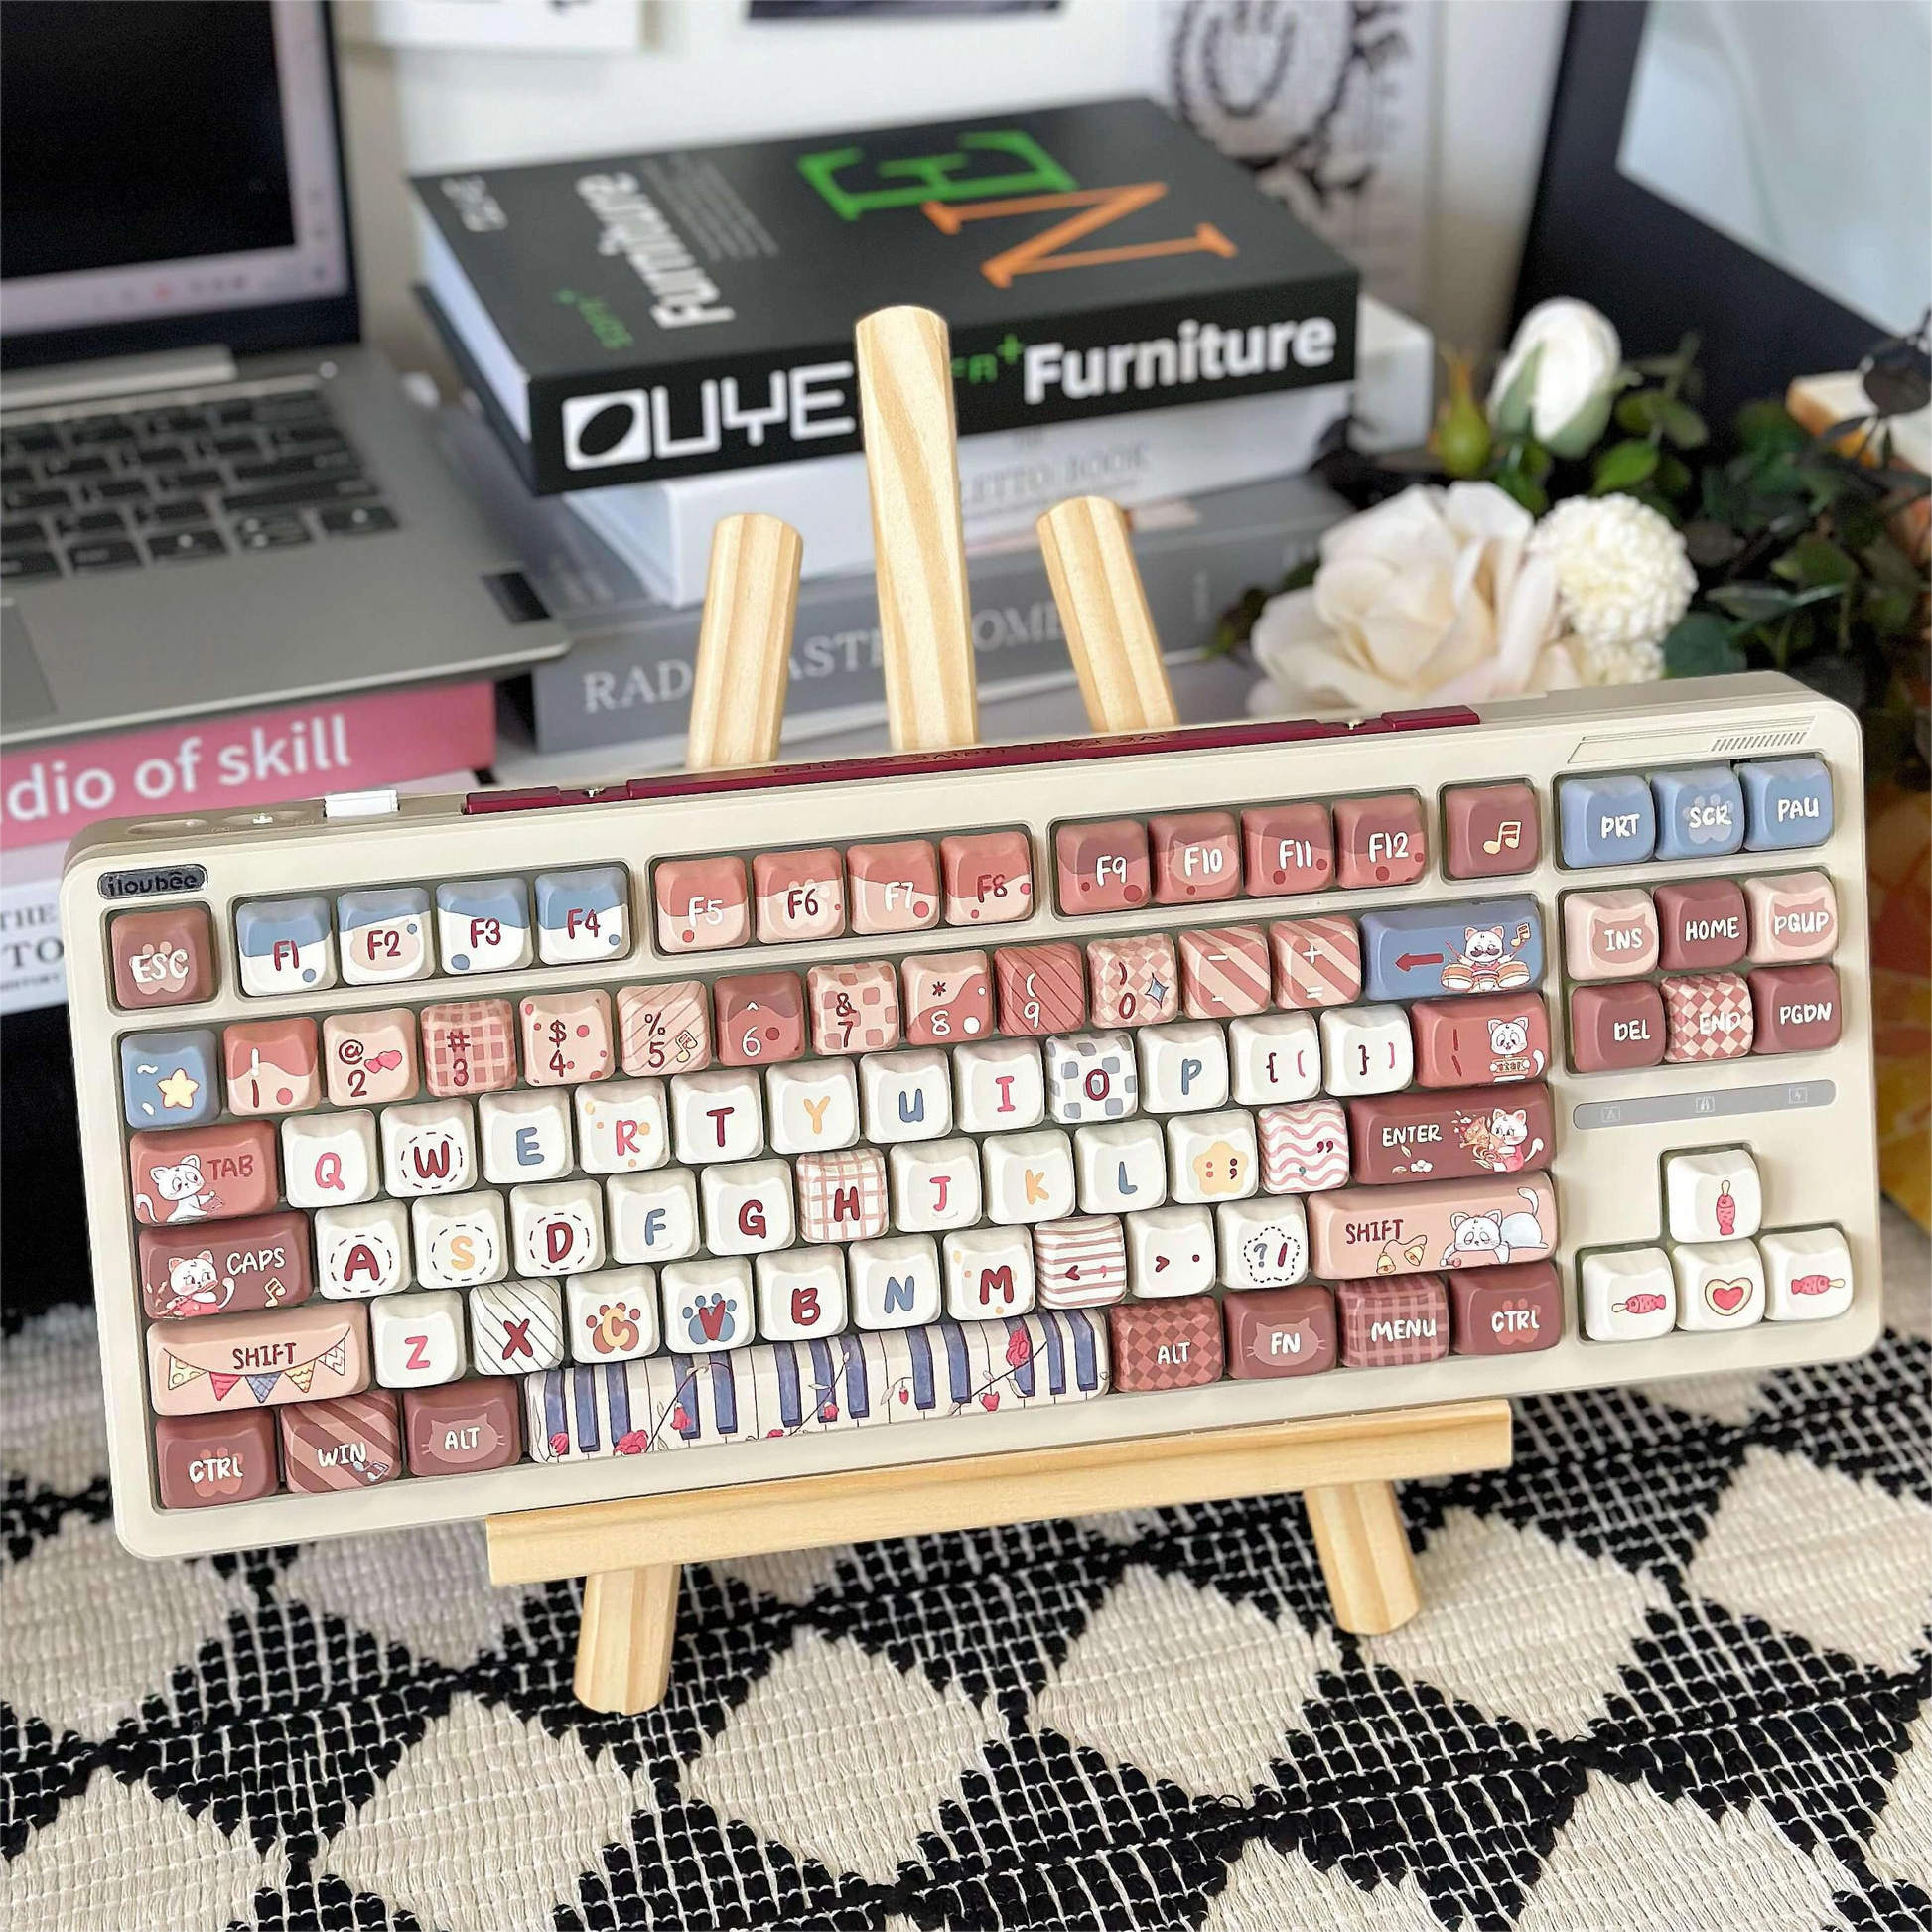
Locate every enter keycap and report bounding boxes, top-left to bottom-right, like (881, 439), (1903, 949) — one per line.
(1347, 1085), (1555, 1185)
(1307, 1172), (1558, 1279)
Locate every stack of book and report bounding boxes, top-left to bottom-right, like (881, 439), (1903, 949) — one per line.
(414, 98), (1433, 757)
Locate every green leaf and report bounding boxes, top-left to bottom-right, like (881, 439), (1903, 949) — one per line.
(1709, 581), (1845, 621)
(1863, 537), (1927, 596)
(1662, 612), (1748, 678)
(1616, 391), (1666, 435)
(1654, 453), (1693, 497)
(1658, 400), (1708, 449)
(1685, 518), (1744, 567)
(1734, 399), (1808, 454)
(1591, 439), (1660, 493)
(1491, 466), (1548, 515)
(1490, 344), (1541, 436)
(1771, 534), (1861, 589)
(1864, 584), (1917, 634)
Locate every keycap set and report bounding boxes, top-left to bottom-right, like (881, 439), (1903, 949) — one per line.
(59, 684), (1883, 1554)
(0, 382), (394, 582)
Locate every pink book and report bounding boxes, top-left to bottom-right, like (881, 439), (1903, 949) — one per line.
(0, 682), (496, 852)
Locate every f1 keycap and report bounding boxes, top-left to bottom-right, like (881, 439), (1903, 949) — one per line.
(1359, 897), (1541, 1000)
(146, 1302), (370, 1415)
(1347, 1085), (1554, 1185)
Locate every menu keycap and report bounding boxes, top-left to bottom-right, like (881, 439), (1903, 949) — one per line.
(1336, 1274), (1449, 1365)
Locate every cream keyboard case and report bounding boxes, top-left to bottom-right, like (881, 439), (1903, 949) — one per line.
(62, 673), (1882, 1560)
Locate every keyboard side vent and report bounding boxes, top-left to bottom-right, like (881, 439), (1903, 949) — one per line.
(1708, 726), (1812, 756)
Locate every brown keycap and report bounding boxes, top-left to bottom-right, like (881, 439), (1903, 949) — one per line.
(1334, 793), (1428, 888)
(140, 1210), (312, 1318)
(1411, 992), (1551, 1088)
(1748, 963), (1842, 1054)
(1569, 983), (1667, 1072)
(1054, 818), (1150, 913)
(1447, 1261), (1562, 1355)
(404, 1377), (522, 1476)
(146, 1303), (370, 1416)
(279, 1391), (403, 1492)
(154, 1411), (279, 1509)
(130, 1121), (277, 1225)
(1108, 1296), (1224, 1390)
(995, 942), (1086, 1035)
(1442, 783), (1539, 879)
(1241, 803), (1333, 896)
(1224, 1284), (1336, 1378)
(112, 904), (214, 1009)
(1348, 1085), (1555, 1184)
(1149, 810), (1241, 904)
(223, 1015), (321, 1115)
(1336, 1274), (1449, 1366)
(1654, 879), (1747, 971)
(713, 971), (806, 1066)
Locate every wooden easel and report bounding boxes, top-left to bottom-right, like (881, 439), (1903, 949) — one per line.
(484, 307), (1513, 1713)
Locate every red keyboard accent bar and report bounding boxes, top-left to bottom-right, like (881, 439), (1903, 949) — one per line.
(462, 786), (601, 815)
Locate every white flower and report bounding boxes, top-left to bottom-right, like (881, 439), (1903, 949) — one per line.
(1490, 298), (1624, 457)
(1529, 493), (1694, 681)
(1247, 482), (1583, 715)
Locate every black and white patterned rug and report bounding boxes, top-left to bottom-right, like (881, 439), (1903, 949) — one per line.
(2, 1208), (1927, 1932)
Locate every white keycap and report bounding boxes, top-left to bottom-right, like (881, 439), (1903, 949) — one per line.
(511, 1178), (606, 1276)
(1044, 1031), (1139, 1123)
(469, 1278), (566, 1375)
(1167, 1109), (1260, 1203)
(575, 1079), (669, 1174)
(767, 1059), (860, 1154)
(315, 1199), (412, 1299)
(1216, 1198), (1309, 1288)
(755, 1246), (848, 1340)
(1229, 1012), (1322, 1105)
(1760, 1226), (1853, 1321)
(606, 1168), (700, 1263)
(1581, 1247), (1676, 1340)
(1074, 1119), (1168, 1214)
(860, 1049), (952, 1144)
(672, 1067), (764, 1163)
(480, 1088), (574, 1184)
(982, 1128), (1076, 1224)
(1664, 1148), (1762, 1243)
(564, 1267), (659, 1363)
(953, 1038), (1044, 1131)
(795, 1149), (889, 1243)
(850, 1234), (942, 1329)
(1126, 1205), (1216, 1298)
(1137, 1022), (1230, 1113)
(436, 883), (532, 975)
(1034, 1215), (1128, 1309)
(381, 1099), (476, 1197)
(282, 1109), (377, 1208)
(1319, 1005), (1414, 1096)
(410, 1189), (508, 1289)
(661, 1257), (757, 1351)
(942, 1225), (1035, 1319)
(889, 1136), (982, 1232)
(236, 903), (336, 999)
(1672, 1239), (1766, 1332)
(371, 1289), (467, 1388)
(701, 1159), (795, 1255)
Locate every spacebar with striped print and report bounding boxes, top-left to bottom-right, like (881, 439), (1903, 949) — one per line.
(526, 1310), (1111, 1462)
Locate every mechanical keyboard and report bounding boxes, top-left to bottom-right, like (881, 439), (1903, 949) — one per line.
(61, 672), (1881, 1559)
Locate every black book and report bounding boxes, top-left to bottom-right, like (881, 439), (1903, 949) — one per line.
(413, 97), (1357, 494)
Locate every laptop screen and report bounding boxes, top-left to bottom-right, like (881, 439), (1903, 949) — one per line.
(0, 0), (351, 346)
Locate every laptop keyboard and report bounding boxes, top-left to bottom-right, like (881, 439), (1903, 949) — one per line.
(0, 384), (396, 582)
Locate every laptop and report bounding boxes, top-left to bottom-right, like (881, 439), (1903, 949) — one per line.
(0, 0), (566, 748)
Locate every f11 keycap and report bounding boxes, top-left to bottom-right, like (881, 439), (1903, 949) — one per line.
(140, 1210), (313, 1317)
(1307, 1173), (1557, 1279)
(1411, 992), (1551, 1087)
(1741, 756), (1833, 849)
(1347, 1085), (1554, 1185)
(1569, 982), (1667, 1072)
(154, 1412), (280, 1508)
(1359, 897), (1541, 1000)
(1748, 963), (1842, 1053)
(146, 1302), (370, 1415)
(131, 1122), (278, 1224)
(1558, 773), (1654, 868)
(1448, 1260), (1561, 1354)
(1241, 803), (1333, 895)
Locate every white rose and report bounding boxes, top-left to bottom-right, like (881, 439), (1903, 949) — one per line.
(1490, 298), (1624, 458)
(1247, 482), (1584, 716)
(1529, 494), (1695, 679)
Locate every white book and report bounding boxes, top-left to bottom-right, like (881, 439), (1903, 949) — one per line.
(569, 297), (1431, 607)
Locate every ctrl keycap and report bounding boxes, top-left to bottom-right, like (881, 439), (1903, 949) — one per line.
(403, 1377), (522, 1476)
(155, 1411), (279, 1509)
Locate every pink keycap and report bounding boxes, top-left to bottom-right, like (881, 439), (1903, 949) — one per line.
(1054, 819), (1149, 913)
(1269, 915), (1362, 1008)
(1087, 933), (1179, 1027)
(996, 942), (1087, 1035)
(131, 1123), (278, 1225)
(223, 1018), (321, 1116)
(1178, 925), (1272, 1017)
(653, 856), (750, 953)
(714, 971), (807, 1066)
(519, 988), (615, 1084)
(1662, 972), (1754, 1062)
(847, 839), (941, 933)
(1241, 803), (1334, 896)
(1335, 794), (1428, 887)
(807, 961), (900, 1054)
(941, 829), (1033, 926)
(617, 981), (711, 1074)
(1150, 810), (1241, 904)
(901, 951), (995, 1044)
(754, 848), (846, 943)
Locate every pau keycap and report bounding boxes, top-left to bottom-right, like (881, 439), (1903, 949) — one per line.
(1359, 897), (1542, 1001)
(1558, 773), (1655, 868)
(122, 1029), (221, 1129)
(1651, 764), (1745, 860)
(1740, 756), (1833, 850)
(534, 866), (629, 964)
(235, 895), (335, 996)
(338, 888), (433, 986)
(436, 877), (532, 975)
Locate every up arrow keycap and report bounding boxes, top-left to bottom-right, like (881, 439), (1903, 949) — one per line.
(1359, 897), (1544, 1001)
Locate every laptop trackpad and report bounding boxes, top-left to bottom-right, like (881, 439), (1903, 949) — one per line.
(2, 600), (58, 723)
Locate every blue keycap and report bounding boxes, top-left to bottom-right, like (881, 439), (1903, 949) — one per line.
(1559, 774), (1655, 867)
(339, 885), (429, 936)
(1651, 764), (1745, 860)
(1741, 757), (1834, 850)
(535, 866), (629, 959)
(1360, 897), (1544, 1001)
(121, 1029), (220, 1129)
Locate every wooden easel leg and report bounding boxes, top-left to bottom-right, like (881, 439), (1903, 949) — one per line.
(574, 1564), (681, 1714)
(1303, 1480), (1422, 1636)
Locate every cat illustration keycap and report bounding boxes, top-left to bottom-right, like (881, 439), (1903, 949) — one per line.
(535, 867), (629, 964)
(112, 904), (214, 1009)
(121, 1030), (221, 1129)
(130, 1123), (277, 1225)
(338, 889), (432, 986)
(1308, 1173), (1558, 1278)
(235, 896), (335, 995)
(1411, 994), (1551, 1087)
(1360, 898), (1542, 1000)
(1347, 1087), (1554, 1185)
(1651, 765), (1745, 860)
(437, 878), (531, 975)
(141, 1211), (313, 1318)
(1740, 757), (1833, 849)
